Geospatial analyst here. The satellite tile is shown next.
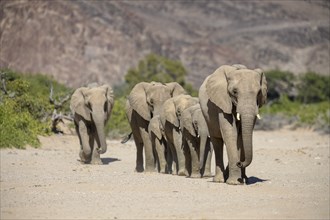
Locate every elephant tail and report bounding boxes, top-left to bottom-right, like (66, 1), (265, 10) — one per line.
(121, 132), (133, 144)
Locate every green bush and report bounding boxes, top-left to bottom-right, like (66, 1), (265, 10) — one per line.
(106, 96), (130, 139)
(124, 53), (197, 96)
(0, 69), (71, 148)
(264, 69), (296, 101)
(261, 95), (330, 130)
(297, 72), (330, 103)
(0, 99), (50, 148)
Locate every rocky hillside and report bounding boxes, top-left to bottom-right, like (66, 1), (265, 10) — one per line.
(0, 0), (329, 88)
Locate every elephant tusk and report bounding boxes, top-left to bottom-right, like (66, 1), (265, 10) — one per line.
(236, 113), (240, 121)
(257, 114), (262, 120)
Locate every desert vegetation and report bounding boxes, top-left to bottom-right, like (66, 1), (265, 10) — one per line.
(0, 54), (329, 148)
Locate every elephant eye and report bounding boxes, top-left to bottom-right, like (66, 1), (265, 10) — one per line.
(232, 88), (238, 96)
(149, 98), (154, 106)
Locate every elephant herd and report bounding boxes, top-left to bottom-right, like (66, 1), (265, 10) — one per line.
(70, 64), (268, 185)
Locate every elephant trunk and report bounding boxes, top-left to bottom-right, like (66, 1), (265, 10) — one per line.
(236, 114), (255, 168)
(93, 112), (107, 154)
(199, 133), (208, 170)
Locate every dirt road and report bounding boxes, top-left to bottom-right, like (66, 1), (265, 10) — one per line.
(1, 129), (329, 219)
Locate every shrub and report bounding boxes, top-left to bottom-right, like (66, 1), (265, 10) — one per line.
(0, 99), (50, 148)
(297, 72), (330, 103)
(264, 69), (297, 101)
(0, 69), (71, 148)
(106, 96), (130, 139)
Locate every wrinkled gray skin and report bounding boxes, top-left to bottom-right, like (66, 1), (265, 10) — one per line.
(199, 64), (267, 185)
(70, 84), (114, 164)
(126, 82), (186, 172)
(159, 94), (199, 176)
(181, 104), (212, 178)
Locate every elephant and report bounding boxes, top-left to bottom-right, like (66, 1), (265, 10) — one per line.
(199, 64), (267, 185)
(159, 94), (199, 176)
(125, 81), (186, 172)
(70, 83), (114, 164)
(181, 104), (213, 178)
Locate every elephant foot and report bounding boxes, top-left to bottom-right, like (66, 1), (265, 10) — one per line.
(177, 169), (188, 176)
(226, 176), (244, 185)
(135, 166), (144, 173)
(144, 167), (156, 173)
(79, 151), (91, 164)
(159, 169), (166, 174)
(90, 159), (103, 165)
(202, 171), (213, 178)
(213, 174), (225, 183)
(190, 173), (201, 178)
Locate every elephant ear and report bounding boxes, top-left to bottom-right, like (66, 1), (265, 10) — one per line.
(100, 84), (115, 117)
(162, 98), (180, 128)
(70, 87), (91, 121)
(181, 107), (197, 137)
(128, 82), (151, 121)
(149, 116), (163, 140)
(254, 68), (268, 107)
(206, 65), (237, 114)
(166, 82), (187, 97)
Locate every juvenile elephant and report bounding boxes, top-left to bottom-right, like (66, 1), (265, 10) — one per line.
(199, 64), (267, 185)
(159, 94), (199, 176)
(181, 104), (212, 178)
(125, 82), (186, 172)
(70, 83), (114, 164)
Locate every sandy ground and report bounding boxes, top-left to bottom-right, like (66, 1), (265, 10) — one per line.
(0, 129), (329, 219)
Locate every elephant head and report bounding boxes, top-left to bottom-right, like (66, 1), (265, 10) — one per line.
(128, 81), (186, 121)
(206, 65), (267, 168)
(161, 95), (199, 129)
(70, 84), (114, 154)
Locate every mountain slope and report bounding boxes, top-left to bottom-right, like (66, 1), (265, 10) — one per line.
(1, 0), (329, 88)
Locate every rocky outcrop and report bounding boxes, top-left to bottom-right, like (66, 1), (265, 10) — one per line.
(1, 0), (329, 88)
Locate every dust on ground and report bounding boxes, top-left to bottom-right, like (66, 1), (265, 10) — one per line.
(1, 129), (329, 219)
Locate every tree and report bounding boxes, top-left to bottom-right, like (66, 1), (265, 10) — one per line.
(124, 53), (196, 96)
(297, 72), (330, 103)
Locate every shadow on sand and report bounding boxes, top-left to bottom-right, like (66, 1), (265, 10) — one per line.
(101, 157), (121, 165)
(245, 176), (269, 185)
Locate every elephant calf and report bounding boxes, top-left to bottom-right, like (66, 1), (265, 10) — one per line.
(70, 83), (114, 164)
(181, 104), (212, 178)
(159, 94), (199, 176)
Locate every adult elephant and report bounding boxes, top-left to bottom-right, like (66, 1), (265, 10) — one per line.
(126, 82), (186, 172)
(159, 94), (199, 176)
(70, 83), (114, 164)
(181, 104), (212, 178)
(199, 64), (267, 185)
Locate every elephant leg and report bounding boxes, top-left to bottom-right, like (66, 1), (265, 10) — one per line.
(220, 114), (243, 185)
(183, 139), (192, 177)
(237, 129), (248, 183)
(139, 127), (156, 172)
(165, 142), (173, 174)
(132, 130), (144, 172)
(77, 121), (92, 163)
(210, 136), (225, 183)
(202, 139), (213, 177)
(152, 135), (167, 173)
(172, 128), (187, 176)
(186, 136), (200, 178)
(90, 129), (102, 165)
(167, 140), (178, 174)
